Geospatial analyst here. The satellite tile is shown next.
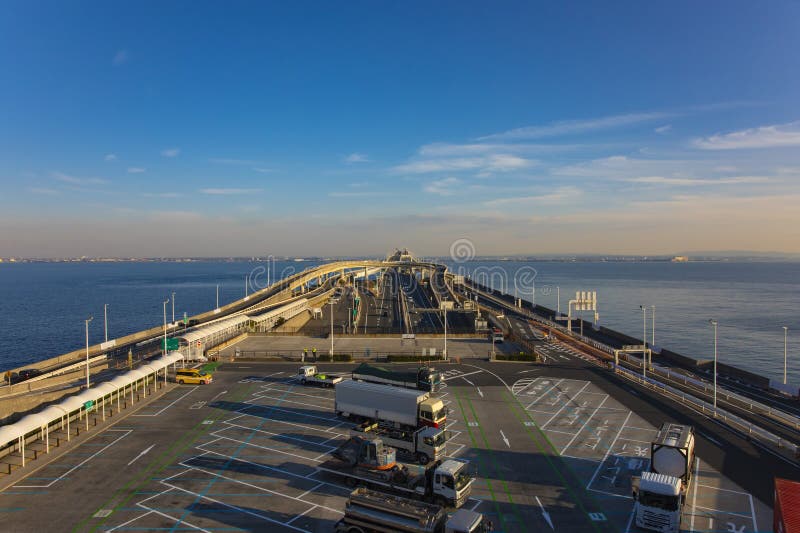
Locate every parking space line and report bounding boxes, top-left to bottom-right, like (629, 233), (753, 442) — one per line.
(587, 487), (633, 499)
(586, 411), (633, 490)
(693, 505), (753, 519)
(161, 482), (311, 533)
(695, 483), (750, 495)
(140, 506), (211, 532)
(541, 381), (592, 429)
(132, 387), (198, 417)
(255, 388), (335, 401)
(221, 421), (336, 450)
(251, 394), (334, 411)
(748, 493), (758, 531)
(297, 482), (325, 500)
(560, 395), (609, 455)
(286, 504), (318, 525)
(210, 432), (324, 463)
(526, 379), (565, 408)
(239, 404), (341, 424)
(226, 410), (345, 434)
(15, 430), (132, 489)
(106, 509), (156, 532)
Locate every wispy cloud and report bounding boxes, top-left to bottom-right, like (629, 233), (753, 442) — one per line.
(693, 121), (800, 150)
(625, 176), (769, 186)
(28, 187), (59, 195)
(209, 158), (262, 165)
(484, 186), (582, 206)
(161, 147), (180, 157)
(104, 153), (117, 161)
(479, 111), (671, 141)
(393, 154), (533, 174)
(253, 167), (272, 174)
(127, 167), (146, 174)
(419, 142), (582, 157)
(424, 177), (461, 196)
(328, 191), (388, 198)
(345, 153), (369, 163)
(655, 125), (672, 134)
(199, 188), (262, 195)
(52, 171), (108, 185)
(112, 49), (128, 66)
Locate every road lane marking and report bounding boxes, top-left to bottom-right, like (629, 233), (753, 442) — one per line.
(536, 495), (555, 530)
(560, 395), (609, 455)
(127, 444), (155, 466)
(500, 430), (510, 448)
(132, 387), (197, 417)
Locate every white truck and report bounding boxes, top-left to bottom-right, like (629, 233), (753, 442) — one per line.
(319, 436), (474, 509)
(336, 379), (447, 430)
(351, 420), (446, 465)
(632, 423), (696, 533)
(298, 365), (343, 387)
(334, 487), (492, 533)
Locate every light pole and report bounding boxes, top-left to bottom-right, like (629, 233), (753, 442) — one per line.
(640, 305), (647, 378)
(651, 305), (655, 347)
(163, 299), (169, 356)
(245, 275), (248, 297)
(783, 326), (789, 385)
(557, 286), (560, 316)
(216, 284), (220, 309)
(709, 319), (718, 414)
(103, 304), (108, 343)
(443, 307), (448, 361)
(171, 292), (176, 324)
(85, 316), (93, 388)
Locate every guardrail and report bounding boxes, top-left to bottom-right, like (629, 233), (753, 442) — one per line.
(613, 364), (799, 458)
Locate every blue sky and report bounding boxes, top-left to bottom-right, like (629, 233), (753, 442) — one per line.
(2, 1), (800, 257)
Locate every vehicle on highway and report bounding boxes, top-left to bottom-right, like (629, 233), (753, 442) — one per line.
(334, 487), (491, 533)
(175, 368), (213, 385)
(489, 328), (504, 343)
(17, 368), (44, 381)
(632, 423), (695, 533)
(336, 379), (447, 430)
(298, 365), (343, 387)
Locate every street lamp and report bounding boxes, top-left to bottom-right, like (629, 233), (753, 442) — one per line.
(709, 319), (718, 414)
(443, 307), (448, 361)
(216, 284), (220, 309)
(556, 286), (560, 316)
(103, 304), (108, 343)
(330, 299), (335, 356)
(639, 305), (647, 378)
(651, 305), (656, 347)
(783, 326), (789, 385)
(162, 299), (169, 356)
(171, 292), (176, 323)
(85, 316), (93, 388)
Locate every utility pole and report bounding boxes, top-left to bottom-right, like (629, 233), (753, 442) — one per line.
(651, 305), (656, 347)
(784, 326), (789, 385)
(103, 304), (108, 343)
(171, 292), (176, 324)
(640, 305), (647, 378)
(216, 284), (219, 309)
(710, 319), (718, 414)
(163, 299), (169, 356)
(85, 316), (93, 388)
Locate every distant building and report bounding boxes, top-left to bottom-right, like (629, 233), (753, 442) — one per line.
(671, 256), (689, 263)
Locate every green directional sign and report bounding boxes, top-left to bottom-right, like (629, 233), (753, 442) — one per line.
(84, 400), (94, 411)
(162, 338), (180, 350)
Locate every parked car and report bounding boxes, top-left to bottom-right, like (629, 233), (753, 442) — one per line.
(18, 369), (44, 381)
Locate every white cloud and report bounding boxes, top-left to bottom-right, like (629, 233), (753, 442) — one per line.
(161, 147), (180, 157)
(253, 167), (272, 174)
(328, 191), (388, 198)
(419, 142), (583, 157)
(52, 171), (108, 185)
(478, 111), (671, 140)
(655, 125), (672, 134)
(112, 50), (128, 66)
(424, 177), (461, 196)
(484, 186), (582, 207)
(127, 167), (146, 174)
(345, 153), (369, 163)
(104, 153), (117, 161)
(693, 121), (800, 150)
(625, 176), (769, 186)
(393, 154), (533, 174)
(141, 192), (182, 198)
(28, 187), (59, 195)
(199, 188), (262, 195)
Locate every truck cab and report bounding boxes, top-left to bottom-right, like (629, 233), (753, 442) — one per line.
(446, 508), (493, 533)
(425, 459), (474, 508)
(419, 398), (447, 429)
(299, 365), (317, 378)
(632, 472), (682, 533)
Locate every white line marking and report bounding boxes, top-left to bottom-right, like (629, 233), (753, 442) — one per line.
(222, 421), (336, 450)
(694, 483), (750, 495)
(106, 510), (155, 531)
(127, 444), (155, 466)
(15, 430), (132, 488)
(749, 492), (758, 531)
(500, 430), (510, 448)
(560, 395), (609, 455)
(476, 387), (484, 398)
(286, 505), (317, 525)
(541, 381), (592, 429)
(132, 387), (197, 417)
(690, 457), (700, 532)
(586, 411), (633, 490)
(462, 378), (475, 386)
(535, 496), (554, 530)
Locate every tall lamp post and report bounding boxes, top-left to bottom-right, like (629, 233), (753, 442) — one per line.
(639, 305), (647, 378)
(783, 326), (789, 385)
(709, 319), (718, 414)
(171, 292), (176, 323)
(651, 305), (656, 347)
(103, 304), (108, 343)
(216, 284), (220, 309)
(329, 300), (335, 356)
(163, 299), (169, 356)
(85, 316), (93, 388)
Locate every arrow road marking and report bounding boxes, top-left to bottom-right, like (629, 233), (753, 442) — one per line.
(462, 378), (475, 387)
(210, 390), (228, 402)
(127, 444), (155, 466)
(500, 430), (510, 448)
(476, 387), (484, 398)
(536, 496), (555, 530)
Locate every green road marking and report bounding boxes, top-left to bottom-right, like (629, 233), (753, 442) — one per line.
(74, 384), (256, 532)
(502, 389), (607, 533)
(465, 395), (526, 531)
(454, 390), (507, 532)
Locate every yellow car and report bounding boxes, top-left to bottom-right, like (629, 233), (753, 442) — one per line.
(175, 368), (213, 385)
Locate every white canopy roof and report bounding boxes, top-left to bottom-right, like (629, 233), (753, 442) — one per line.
(178, 315), (248, 345)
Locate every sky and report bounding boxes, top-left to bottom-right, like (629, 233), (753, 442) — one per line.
(1, 1), (800, 258)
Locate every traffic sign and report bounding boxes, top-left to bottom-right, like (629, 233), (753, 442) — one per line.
(84, 400), (94, 411)
(162, 338), (180, 350)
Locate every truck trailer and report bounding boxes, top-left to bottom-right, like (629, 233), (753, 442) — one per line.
(336, 379), (447, 429)
(319, 436), (473, 508)
(632, 423), (696, 533)
(352, 363), (442, 392)
(334, 487), (492, 533)
(351, 421), (446, 465)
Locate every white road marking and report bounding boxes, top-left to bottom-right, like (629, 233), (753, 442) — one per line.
(476, 387), (484, 398)
(127, 444), (155, 466)
(462, 377), (475, 386)
(15, 429), (132, 488)
(535, 495), (555, 530)
(209, 390), (228, 402)
(132, 387), (197, 417)
(585, 410), (633, 491)
(560, 395), (609, 455)
(500, 430), (510, 448)
(541, 381), (592, 429)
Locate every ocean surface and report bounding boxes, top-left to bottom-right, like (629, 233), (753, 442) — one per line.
(1, 260), (798, 385)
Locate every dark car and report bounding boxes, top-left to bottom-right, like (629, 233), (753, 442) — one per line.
(17, 368), (44, 381)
